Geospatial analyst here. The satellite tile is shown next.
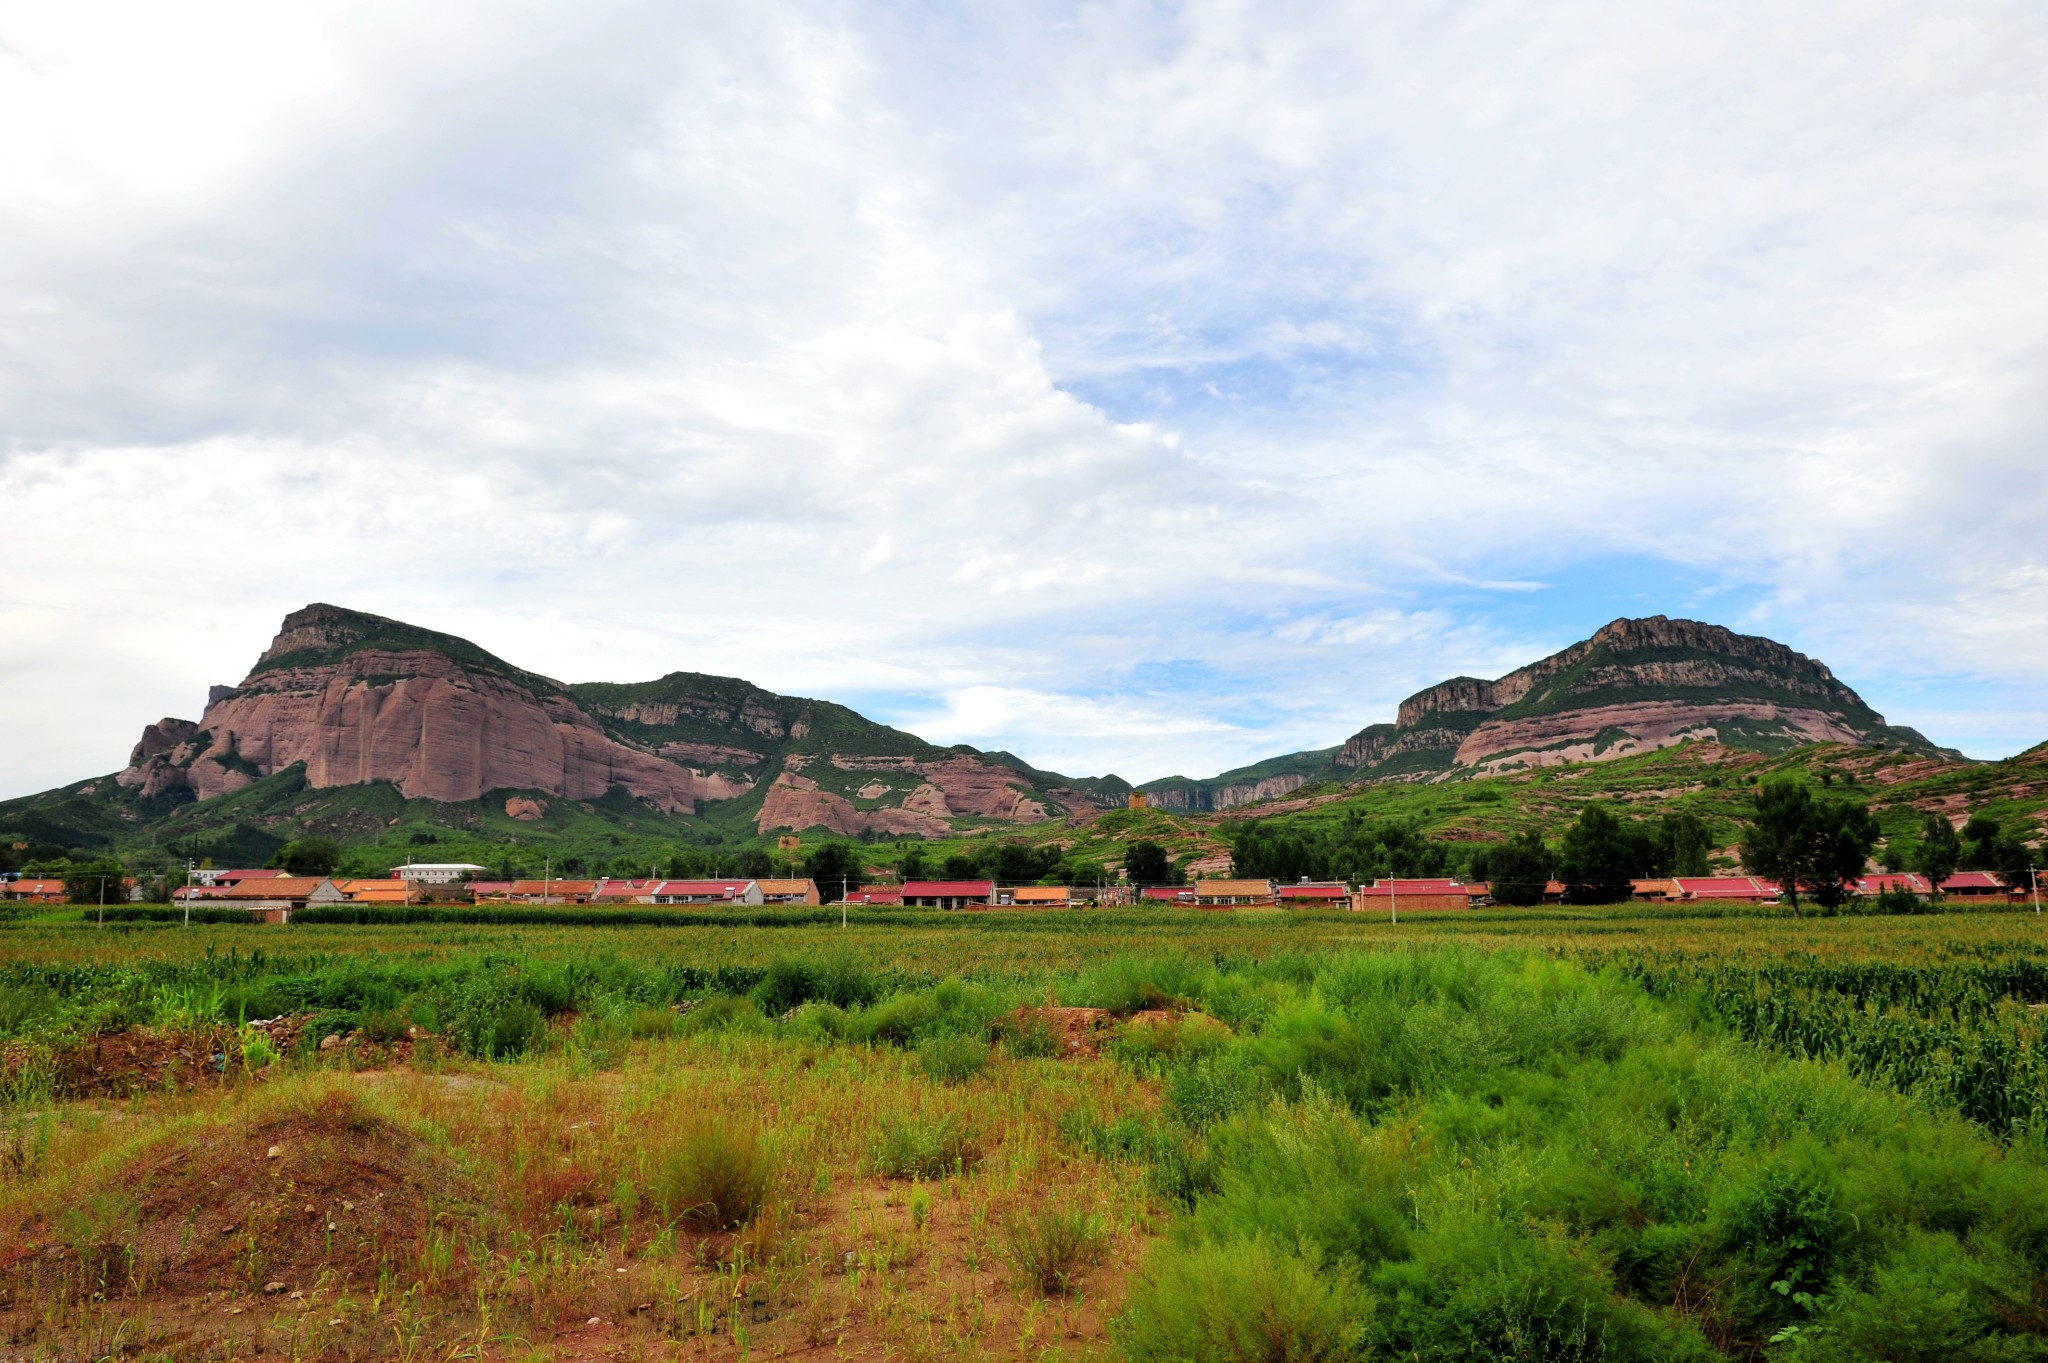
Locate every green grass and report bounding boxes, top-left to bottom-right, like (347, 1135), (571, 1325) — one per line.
(0, 908), (2043, 1357)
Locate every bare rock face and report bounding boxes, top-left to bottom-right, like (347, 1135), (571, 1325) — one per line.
(116, 607), (716, 812)
(102, 602), (1110, 833)
(1350, 615), (1940, 779)
(756, 772), (950, 838)
(1154, 614), (1957, 808)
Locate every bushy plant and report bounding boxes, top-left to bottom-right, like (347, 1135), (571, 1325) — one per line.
(650, 1121), (775, 1231)
(873, 1111), (980, 1179)
(1004, 1204), (1105, 1296)
(916, 1034), (988, 1084)
(1118, 1234), (1367, 1362)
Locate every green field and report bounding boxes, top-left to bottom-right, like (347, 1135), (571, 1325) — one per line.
(1, 903), (2046, 1361)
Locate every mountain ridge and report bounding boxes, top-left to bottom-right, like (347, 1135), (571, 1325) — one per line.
(1140, 615), (1961, 810)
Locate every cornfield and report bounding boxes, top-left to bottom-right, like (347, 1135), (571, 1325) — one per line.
(1625, 954), (2048, 1142)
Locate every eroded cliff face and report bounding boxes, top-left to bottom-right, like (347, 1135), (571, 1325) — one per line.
(1344, 615), (1911, 780)
(754, 754), (1051, 834)
(120, 649), (718, 811)
(111, 603), (1096, 831)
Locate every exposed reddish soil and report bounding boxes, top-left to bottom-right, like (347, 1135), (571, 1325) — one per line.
(0, 1091), (469, 1359)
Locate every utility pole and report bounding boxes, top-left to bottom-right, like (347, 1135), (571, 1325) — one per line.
(184, 858), (195, 928)
(543, 857), (551, 907)
(1389, 877), (1398, 926)
(2032, 866), (2042, 916)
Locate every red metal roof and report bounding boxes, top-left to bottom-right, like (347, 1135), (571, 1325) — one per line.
(1855, 874), (1931, 895)
(653, 881), (753, 895)
(1278, 884), (1350, 899)
(1941, 871), (2005, 891)
(1142, 887), (1197, 901)
(1674, 876), (1776, 898)
(1359, 879), (1474, 896)
(901, 880), (995, 896)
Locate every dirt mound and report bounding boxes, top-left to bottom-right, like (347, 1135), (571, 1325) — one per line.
(1001, 1006), (1114, 1058)
(2, 1090), (466, 1306)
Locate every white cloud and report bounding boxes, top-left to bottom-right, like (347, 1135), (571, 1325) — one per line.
(3, 0), (2045, 797)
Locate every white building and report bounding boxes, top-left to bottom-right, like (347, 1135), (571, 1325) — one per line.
(389, 862), (490, 885)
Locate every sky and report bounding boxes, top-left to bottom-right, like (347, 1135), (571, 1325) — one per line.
(3, 0), (2046, 799)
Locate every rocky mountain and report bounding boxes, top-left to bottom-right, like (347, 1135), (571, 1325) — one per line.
(16, 603), (1125, 849)
(1142, 616), (1960, 809)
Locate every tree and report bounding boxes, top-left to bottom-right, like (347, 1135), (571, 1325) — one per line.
(805, 842), (864, 902)
(1654, 812), (1713, 877)
(898, 844), (931, 881)
(1740, 777), (1881, 917)
(940, 853), (980, 880)
(1476, 830), (1553, 907)
(1125, 840), (1171, 885)
(1556, 804), (1641, 905)
(735, 847), (773, 879)
(1980, 832), (2038, 893)
(273, 836), (340, 877)
(1911, 813), (1961, 895)
(65, 858), (128, 907)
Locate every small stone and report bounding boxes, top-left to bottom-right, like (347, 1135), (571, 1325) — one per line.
(319, 1034), (340, 1052)
(290, 1290), (304, 1300)
(327, 1318), (343, 1326)
(327, 1223), (337, 1231)
(262, 1281), (286, 1295)
(228, 1306), (244, 1315)
(341, 1200), (353, 1211)
(265, 1144), (282, 1159)
(587, 1316), (601, 1327)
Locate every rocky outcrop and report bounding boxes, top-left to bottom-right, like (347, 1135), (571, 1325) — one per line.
(117, 609), (722, 812)
(1342, 615), (1950, 779)
(754, 754), (1050, 834)
(755, 773), (951, 838)
(1457, 701), (1870, 774)
(1158, 614), (1956, 805)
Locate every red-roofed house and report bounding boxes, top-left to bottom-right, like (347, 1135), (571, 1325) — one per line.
(190, 868), (291, 888)
(1940, 871), (2011, 899)
(1854, 873), (1931, 898)
(642, 880), (765, 906)
(901, 880), (996, 909)
(846, 885), (903, 905)
(503, 880), (599, 904)
(1357, 880), (1472, 912)
(0, 879), (66, 903)
(1673, 876), (1780, 902)
(1277, 881), (1352, 906)
(1141, 886), (1197, 904)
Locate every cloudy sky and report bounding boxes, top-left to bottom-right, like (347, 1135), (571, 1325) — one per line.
(3, 0), (2045, 798)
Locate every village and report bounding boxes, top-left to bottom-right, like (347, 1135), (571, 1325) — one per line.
(2, 859), (2033, 921)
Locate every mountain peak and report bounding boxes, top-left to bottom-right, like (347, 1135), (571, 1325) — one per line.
(252, 603), (549, 688)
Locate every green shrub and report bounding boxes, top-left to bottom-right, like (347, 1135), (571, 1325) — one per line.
(1166, 1051), (1262, 1128)
(1118, 1234), (1367, 1363)
(873, 1111), (981, 1179)
(1004, 1204), (1105, 1296)
(443, 983), (547, 1059)
(853, 992), (936, 1046)
(680, 995), (759, 1035)
(650, 1122), (775, 1231)
(916, 1034), (988, 1084)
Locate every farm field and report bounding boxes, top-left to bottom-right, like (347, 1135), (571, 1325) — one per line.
(0, 904), (2045, 1361)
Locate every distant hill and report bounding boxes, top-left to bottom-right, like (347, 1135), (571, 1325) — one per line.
(1141, 616), (1962, 809)
(0, 603), (1129, 857)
